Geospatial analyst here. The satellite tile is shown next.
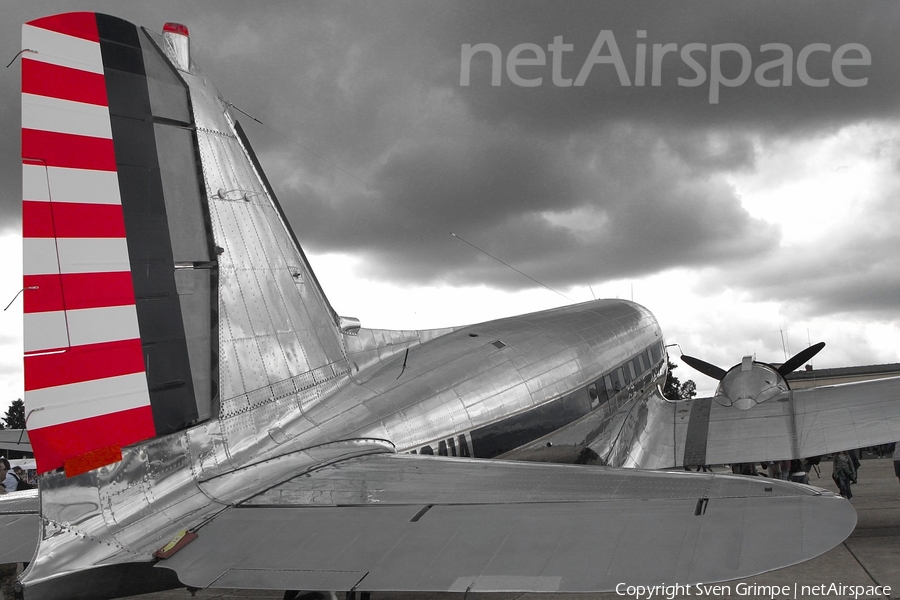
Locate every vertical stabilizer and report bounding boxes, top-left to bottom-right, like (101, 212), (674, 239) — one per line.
(22, 13), (157, 475)
(23, 12), (218, 475)
(23, 12), (350, 476)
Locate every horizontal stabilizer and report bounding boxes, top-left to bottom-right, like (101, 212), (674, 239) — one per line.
(160, 454), (855, 593)
(0, 491), (40, 564)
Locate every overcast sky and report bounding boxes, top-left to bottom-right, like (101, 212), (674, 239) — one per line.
(1, 1), (899, 405)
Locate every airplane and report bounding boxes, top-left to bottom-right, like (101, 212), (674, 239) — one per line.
(4, 10), (900, 600)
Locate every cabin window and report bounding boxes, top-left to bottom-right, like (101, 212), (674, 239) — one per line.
(458, 434), (471, 457)
(588, 383), (599, 408)
(596, 379), (611, 406)
(612, 368), (625, 390)
(438, 440), (448, 456)
(421, 445), (434, 455)
(650, 343), (661, 365)
(638, 350), (653, 373)
(447, 437), (457, 456)
(603, 375), (614, 395)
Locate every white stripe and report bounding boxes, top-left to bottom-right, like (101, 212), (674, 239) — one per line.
(24, 238), (130, 275)
(25, 305), (140, 353)
(22, 93), (111, 139)
(23, 311), (68, 353)
(25, 373), (150, 431)
(22, 26), (103, 74)
(23, 165), (122, 205)
(22, 164), (50, 201)
(67, 305), (140, 347)
(22, 238), (59, 277)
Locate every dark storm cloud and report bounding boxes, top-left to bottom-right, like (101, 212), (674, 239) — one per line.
(272, 119), (779, 288)
(1, 1), (897, 303)
(209, 0), (896, 294)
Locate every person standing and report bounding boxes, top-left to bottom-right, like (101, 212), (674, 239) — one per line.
(0, 459), (17, 492)
(780, 459), (792, 480)
(833, 451), (857, 500)
(10, 466), (32, 491)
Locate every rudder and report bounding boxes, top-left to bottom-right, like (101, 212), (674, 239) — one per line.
(22, 12), (350, 476)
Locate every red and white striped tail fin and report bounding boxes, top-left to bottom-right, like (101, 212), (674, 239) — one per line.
(22, 12), (354, 478)
(22, 13), (155, 476)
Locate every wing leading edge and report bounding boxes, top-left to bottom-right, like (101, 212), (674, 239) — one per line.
(159, 454), (855, 593)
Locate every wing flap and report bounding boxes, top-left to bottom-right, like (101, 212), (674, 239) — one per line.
(159, 455), (855, 593)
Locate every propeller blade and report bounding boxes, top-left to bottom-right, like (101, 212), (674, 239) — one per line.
(681, 355), (727, 380)
(777, 342), (826, 376)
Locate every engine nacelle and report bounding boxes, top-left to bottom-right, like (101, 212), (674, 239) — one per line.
(713, 356), (790, 410)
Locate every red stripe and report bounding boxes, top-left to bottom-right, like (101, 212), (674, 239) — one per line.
(27, 12), (99, 42)
(25, 338), (144, 391)
(29, 405), (155, 474)
(23, 201), (126, 238)
(22, 274), (62, 314)
(22, 59), (107, 106)
(23, 201), (125, 238)
(24, 272), (136, 313)
(22, 129), (115, 171)
(65, 445), (123, 478)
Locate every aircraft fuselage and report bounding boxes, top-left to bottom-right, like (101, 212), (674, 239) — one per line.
(339, 298), (667, 463)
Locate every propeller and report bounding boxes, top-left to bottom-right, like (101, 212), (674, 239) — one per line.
(777, 341), (825, 376)
(681, 342), (826, 381)
(680, 355), (727, 381)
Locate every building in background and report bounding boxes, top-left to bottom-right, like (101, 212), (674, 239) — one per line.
(786, 363), (900, 390)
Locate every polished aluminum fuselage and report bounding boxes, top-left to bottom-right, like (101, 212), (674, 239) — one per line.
(30, 298), (665, 584)
(24, 23), (667, 588)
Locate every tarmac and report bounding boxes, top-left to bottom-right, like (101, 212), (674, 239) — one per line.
(123, 454), (900, 600)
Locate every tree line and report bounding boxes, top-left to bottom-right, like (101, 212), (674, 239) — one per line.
(1, 399), (25, 430)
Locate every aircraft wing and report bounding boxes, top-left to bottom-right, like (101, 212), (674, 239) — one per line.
(0, 490), (40, 563)
(159, 453), (854, 593)
(0, 429), (33, 454)
(670, 376), (900, 467)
